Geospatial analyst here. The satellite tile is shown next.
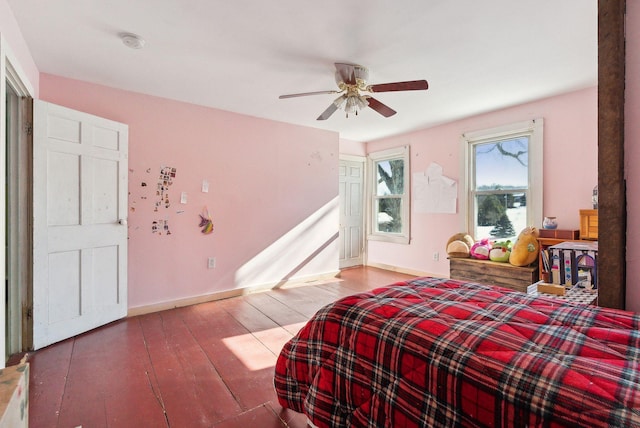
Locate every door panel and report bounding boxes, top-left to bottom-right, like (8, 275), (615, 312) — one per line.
(47, 152), (80, 226)
(47, 115), (81, 143)
(47, 251), (81, 324)
(92, 246), (120, 304)
(33, 100), (128, 349)
(91, 158), (119, 224)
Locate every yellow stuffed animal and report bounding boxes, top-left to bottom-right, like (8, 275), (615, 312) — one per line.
(509, 226), (540, 266)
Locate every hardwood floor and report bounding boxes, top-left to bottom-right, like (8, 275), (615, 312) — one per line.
(27, 267), (416, 427)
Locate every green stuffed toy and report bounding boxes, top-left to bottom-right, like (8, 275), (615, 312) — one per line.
(489, 240), (512, 262)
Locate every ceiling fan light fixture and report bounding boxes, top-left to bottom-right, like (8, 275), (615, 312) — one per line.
(342, 94), (369, 117)
(120, 32), (146, 49)
(345, 96), (359, 116)
(356, 95), (369, 110)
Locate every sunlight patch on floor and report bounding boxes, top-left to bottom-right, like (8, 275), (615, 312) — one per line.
(222, 324), (303, 371)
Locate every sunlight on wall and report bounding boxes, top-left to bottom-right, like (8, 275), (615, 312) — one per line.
(235, 197), (339, 289)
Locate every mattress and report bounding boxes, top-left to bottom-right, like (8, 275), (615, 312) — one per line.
(274, 277), (640, 427)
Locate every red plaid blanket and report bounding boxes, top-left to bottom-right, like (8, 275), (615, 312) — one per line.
(274, 277), (640, 427)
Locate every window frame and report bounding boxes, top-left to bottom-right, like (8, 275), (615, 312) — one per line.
(367, 145), (410, 244)
(460, 119), (543, 240)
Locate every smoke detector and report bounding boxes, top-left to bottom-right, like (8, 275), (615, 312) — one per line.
(120, 33), (146, 49)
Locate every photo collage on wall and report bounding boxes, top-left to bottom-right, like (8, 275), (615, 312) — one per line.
(151, 219), (171, 236)
(151, 166), (177, 235)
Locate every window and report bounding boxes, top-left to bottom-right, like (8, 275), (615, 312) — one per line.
(461, 119), (543, 241)
(368, 146), (410, 244)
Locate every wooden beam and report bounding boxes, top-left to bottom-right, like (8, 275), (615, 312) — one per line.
(598, 0), (626, 309)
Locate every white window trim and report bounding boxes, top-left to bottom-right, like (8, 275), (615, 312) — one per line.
(367, 145), (410, 244)
(459, 119), (543, 237)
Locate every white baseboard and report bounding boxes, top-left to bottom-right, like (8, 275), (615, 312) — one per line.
(365, 261), (447, 279)
(127, 270), (341, 317)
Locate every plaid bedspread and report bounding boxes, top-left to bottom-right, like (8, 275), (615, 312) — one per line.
(274, 277), (640, 427)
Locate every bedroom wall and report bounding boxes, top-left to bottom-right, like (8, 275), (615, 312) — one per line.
(626, 2), (640, 312)
(0, 0), (39, 94)
(365, 87), (598, 278)
(339, 138), (366, 157)
(40, 73), (340, 311)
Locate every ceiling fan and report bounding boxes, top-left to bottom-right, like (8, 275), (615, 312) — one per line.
(279, 63), (429, 120)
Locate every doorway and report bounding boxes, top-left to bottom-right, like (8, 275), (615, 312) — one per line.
(5, 80), (33, 359)
(339, 156), (365, 268)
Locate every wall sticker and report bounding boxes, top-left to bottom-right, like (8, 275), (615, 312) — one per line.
(199, 206), (214, 235)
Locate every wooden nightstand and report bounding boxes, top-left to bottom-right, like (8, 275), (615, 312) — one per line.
(579, 209), (598, 240)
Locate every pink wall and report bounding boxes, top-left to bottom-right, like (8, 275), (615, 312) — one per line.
(626, 2), (640, 312)
(0, 0), (39, 95)
(365, 87), (598, 277)
(40, 74), (340, 310)
(339, 138), (366, 157)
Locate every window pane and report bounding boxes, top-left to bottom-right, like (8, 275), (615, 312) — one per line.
(475, 192), (526, 240)
(376, 198), (402, 233)
(474, 137), (529, 190)
(376, 159), (404, 196)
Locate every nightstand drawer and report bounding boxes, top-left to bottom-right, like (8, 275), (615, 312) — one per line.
(579, 209), (598, 240)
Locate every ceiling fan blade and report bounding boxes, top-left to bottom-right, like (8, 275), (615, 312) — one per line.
(279, 90), (339, 99)
(367, 97), (397, 117)
(317, 94), (347, 120)
(316, 103), (340, 121)
(334, 63), (356, 85)
(368, 80), (429, 93)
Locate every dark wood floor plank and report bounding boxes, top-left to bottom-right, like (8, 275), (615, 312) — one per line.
(252, 326), (296, 356)
(268, 285), (342, 318)
(338, 266), (416, 292)
(56, 319), (169, 427)
(28, 339), (75, 428)
(242, 292), (309, 335)
(181, 301), (281, 411)
(271, 402), (312, 428)
(218, 296), (281, 333)
(27, 267), (416, 426)
(214, 403), (286, 428)
(138, 309), (244, 425)
(218, 296), (297, 355)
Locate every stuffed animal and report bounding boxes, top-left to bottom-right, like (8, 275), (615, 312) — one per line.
(470, 238), (492, 260)
(489, 240), (512, 262)
(509, 227), (540, 266)
(446, 233), (474, 258)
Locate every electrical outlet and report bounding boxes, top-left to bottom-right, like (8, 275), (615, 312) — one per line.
(207, 257), (216, 269)
(433, 252), (439, 261)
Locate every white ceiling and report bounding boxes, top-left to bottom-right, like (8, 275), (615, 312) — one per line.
(7, 0), (597, 142)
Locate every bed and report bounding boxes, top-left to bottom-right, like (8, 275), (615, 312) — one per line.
(274, 277), (640, 427)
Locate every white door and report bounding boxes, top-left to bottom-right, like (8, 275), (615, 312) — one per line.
(32, 100), (128, 349)
(339, 158), (364, 268)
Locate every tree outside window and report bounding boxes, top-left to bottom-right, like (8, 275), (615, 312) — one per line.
(375, 159), (404, 233)
(473, 138), (528, 240)
(462, 119), (543, 241)
(368, 146), (410, 244)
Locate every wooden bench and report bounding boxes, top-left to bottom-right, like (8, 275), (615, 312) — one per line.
(449, 257), (538, 293)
